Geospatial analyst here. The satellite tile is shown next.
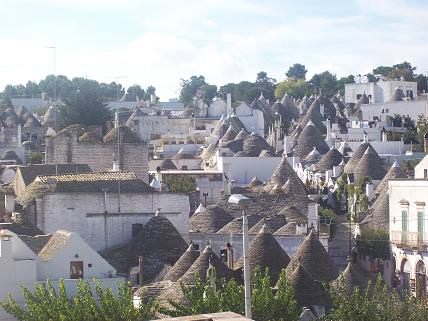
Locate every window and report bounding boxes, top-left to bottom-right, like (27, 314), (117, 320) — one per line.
(356, 94), (362, 100)
(424, 169), (428, 178)
(181, 165), (188, 170)
(402, 210), (408, 241)
(385, 109), (389, 113)
(418, 210), (424, 242)
(193, 243), (200, 254)
(70, 261), (83, 279)
(132, 223), (143, 238)
(220, 249), (228, 263)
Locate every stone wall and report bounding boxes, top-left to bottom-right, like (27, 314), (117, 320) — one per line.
(31, 191), (189, 251)
(45, 133), (148, 183)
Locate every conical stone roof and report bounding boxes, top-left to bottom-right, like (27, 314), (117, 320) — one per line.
(158, 159), (177, 170)
(277, 205), (306, 222)
(235, 224), (291, 284)
(179, 245), (233, 284)
(217, 214), (262, 234)
(235, 128), (249, 140)
(249, 216), (288, 234)
(304, 147), (322, 164)
(265, 156), (306, 192)
(163, 243), (200, 281)
(300, 103), (327, 134)
(389, 87), (404, 102)
(343, 140), (370, 174)
(332, 260), (369, 294)
(315, 146), (343, 172)
(286, 231), (338, 281)
(375, 160), (404, 196)
(220, 125), (237, 143)
(293, 121), (329, 159)
(189, 205), (234, 233)
(354, 147), (386, 181)
(274, 222), (298, 235)
(360, 191), (389, 231)
(288, 264), (330, 307)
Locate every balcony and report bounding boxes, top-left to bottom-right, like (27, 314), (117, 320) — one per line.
(391, 231), (428, 251)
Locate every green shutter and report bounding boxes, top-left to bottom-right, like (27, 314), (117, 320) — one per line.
(418, 211), (424, 241)
(402, 210), (408, 241)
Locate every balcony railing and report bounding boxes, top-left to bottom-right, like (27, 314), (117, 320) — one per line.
(391, 230), (428, 250)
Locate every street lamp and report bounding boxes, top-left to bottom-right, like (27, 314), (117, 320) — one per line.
(202, 192), (208, 207)
(228, 194), (252, 319)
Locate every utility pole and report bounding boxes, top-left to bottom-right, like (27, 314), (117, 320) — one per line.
(47, 46), (56, 100)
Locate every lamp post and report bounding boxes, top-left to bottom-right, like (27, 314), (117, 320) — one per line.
(228, 194), (252, 319)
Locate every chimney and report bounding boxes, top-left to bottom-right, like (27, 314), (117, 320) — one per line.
(320, 104), (325, 117)
(112, 160), (120, 172)
(366, 182), (375, 202)
(226, 93), (232, 115)
(226, 242), (234, 269)
(17, 123), (22, 147)
(138, 256), (143, 286)
(381, 129), (388, 142)
(0, 230), (13, 260)
(307, 203), (319, 232)
(333, 164), (343, 178)
(283, 136), (291, 154)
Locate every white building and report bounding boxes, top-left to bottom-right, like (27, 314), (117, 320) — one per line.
(15, 171), (190, 251)
(345, 79), (418, 104)
(361, 100), (428, 122)
(389, 154), (428, 298)
(0, 227), (121, 321)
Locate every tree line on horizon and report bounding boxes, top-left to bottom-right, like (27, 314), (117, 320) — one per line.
(2, 61), (427, 107)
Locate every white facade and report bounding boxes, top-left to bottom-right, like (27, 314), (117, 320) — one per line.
(389, 160), (428, 297)
(216, 155), (283, 185)
(361, 100), (428, 122)
(345, 79), (418, 104)
(0, 229), (121, 321)
(28, 191), (190, 251)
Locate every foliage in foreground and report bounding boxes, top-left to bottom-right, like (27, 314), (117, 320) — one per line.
(356, 228), (390, 260)
(160, 268), (301, 321)
(322, 275), (428, 321)
(0, 279), (157, 321)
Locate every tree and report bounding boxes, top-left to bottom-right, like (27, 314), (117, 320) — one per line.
(143, 85), (158, 101)
(275, 79), (309, 99)
(0, 279), (157, 321)
(416, 74), (428, 93)
(355, 229), (390, 260)
(336, 75), (355, 95)
(25, 81), (41, 97)
(286, 63), (307, 80)
(126, 85), (145, 101)
(179, 75), (207, 106)
(3, 85), (18, 98)
(39, 75), (76, 100)
(389, 61), (416, 81)
(322, 275), (428, 321)
(1, 96), (13, 108)
(416, 114), (428, 146)
(161, 268), (300, 321)
(163, 175), (197, 193)
(309, 71), (338, 97)
(60, 86), (112, 128)
(372, 66), (393, 78)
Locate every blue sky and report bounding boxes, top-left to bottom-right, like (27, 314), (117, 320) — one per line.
(0, 0), (427, 98)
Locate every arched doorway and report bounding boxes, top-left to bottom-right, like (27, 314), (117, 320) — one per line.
(416, 260), (426, 299)
(401, 259), (411, 292)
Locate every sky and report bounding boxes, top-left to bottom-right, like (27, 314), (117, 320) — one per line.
(0, 0), (427, 99)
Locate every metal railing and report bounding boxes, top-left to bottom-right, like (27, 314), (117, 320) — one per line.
(391, 230), (428, 249)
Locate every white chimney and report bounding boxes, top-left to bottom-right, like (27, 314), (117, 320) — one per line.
(112, 161), (120, 172)
(283, 136), (291, 154)
(320, 104), (325, 117)
(307, 203), (319, 232)
(0, 230), (13, 260)
(333, 165), (343, 178)
(325, 169), (332, 183)
(226, 93), (232, 115)
(17, 123), (22, 147)
(366, 182), (375, 202)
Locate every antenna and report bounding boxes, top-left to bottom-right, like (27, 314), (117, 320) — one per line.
(46, 46), (57, 100)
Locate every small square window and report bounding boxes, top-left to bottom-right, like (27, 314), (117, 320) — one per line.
(88, 263), (92, 268)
